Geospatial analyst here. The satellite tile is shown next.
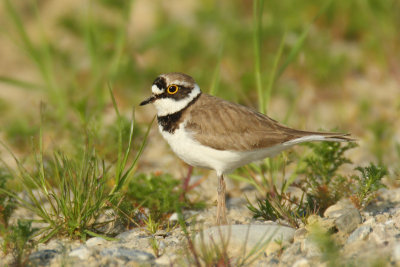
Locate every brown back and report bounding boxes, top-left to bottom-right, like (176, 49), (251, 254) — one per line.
(184, 94), (351, 151)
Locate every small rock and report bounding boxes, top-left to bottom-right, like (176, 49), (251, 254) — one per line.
(335, 209), (362, 234)
(324, 199), (356, 218)
(393, 242), (400, 262)
(324, 201), (362, 234)
(168, 210), (198, 222)
(155, 253), (177, 265)
(29, 249), (58, 265)
(116, 228), (143, 242)
(95, 209), (126, 235)
(280, 242), (301, 263)
(86, 237), (108, 247)
(347, 225), (371, 244)
(293, 258), (311, 267)
(69, 246), (91, 260)
(196, 224), (295, 256)
(168, 212), (179, 221)
(100, 247), (155, 262)
(301, 238), (321, 258)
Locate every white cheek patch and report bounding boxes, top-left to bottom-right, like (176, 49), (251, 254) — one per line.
(153, 84), (201, 116)
(152, 85), (164, 94)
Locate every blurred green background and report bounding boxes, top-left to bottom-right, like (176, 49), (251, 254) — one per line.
(0, 0), (399, 168)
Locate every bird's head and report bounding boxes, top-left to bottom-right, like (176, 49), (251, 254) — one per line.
(140, 72), (201, 116)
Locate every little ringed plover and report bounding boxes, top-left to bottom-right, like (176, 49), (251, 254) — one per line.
(140, 72), (354, 225)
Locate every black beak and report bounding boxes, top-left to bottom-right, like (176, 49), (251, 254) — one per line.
(140, 95), (156, 106)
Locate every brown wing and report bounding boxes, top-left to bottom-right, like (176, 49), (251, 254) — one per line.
(185, 94), (353, 151)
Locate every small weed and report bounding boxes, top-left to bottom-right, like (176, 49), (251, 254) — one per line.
(127, 172), (204, 222)
(149, 237), (161, 258)
(296, 141), (357, 214)
(247, 181), (307, 227)
(144, 214), (161, 235)
(350, 163), (387, 209)
(0, 167), (15, 230)
(2, 219), (37, 267)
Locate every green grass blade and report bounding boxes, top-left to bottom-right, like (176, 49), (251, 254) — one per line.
(264, 32), (286, 113)
(84, 230), (118, 241)
(0, 76), (43, 90)
(209, 42), (224, 96)
(253, 0), (265, 113)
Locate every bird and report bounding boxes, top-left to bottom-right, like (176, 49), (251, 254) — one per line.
(140, 72), (354, 225)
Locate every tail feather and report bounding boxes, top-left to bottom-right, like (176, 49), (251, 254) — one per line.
(283, 132), (356, 146)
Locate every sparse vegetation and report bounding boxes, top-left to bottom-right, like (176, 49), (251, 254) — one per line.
(247, 141), (388, 227)
(351, 163), (387, 209)
(296, 141), (358, 214)
(127, 172), (205, 222)
(0, 95), (151, 242)
(2, 220), (37, 267)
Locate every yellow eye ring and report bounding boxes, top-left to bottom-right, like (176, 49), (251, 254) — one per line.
(167, 84), (179, 95)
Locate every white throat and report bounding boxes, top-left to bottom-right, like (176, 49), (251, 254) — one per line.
(153, 84), (201, 116)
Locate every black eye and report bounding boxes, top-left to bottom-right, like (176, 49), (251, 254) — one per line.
(167, 84), (179, 94)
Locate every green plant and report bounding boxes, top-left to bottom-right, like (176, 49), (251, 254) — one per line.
(351, 163), (387, 208)
(127, 172), (204, 221)
(144, 214), (161, 235)
(247, 139), (389, 226)
(296, 141), (357, 214)
(245, 141), (356, 226)
(2, 220), (37, 267)
(0, 94), (152, 242)
(149, 237), (161, 258)
(0, 167), (15, 230)
(247, 181), (307, 228)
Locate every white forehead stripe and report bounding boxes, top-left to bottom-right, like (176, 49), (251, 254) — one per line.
(152, 84), (163, 95)
(153, 84), (201, 117)
(169, 80), (192, 88)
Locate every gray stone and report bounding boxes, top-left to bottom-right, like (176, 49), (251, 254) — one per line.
(86, 236), (108, 247)
(196, 224), (295, 256)
(100, 247), (155, 262)
(116, 228), (144, 242)
(301, 238), (321, 258)
(69, 245), (91, 260)
(29, 249), (59, 265)
(324, 199), (356, 218)
(280, 242), (301, 263)
(347, 225), (371, 244)
(334, 209), (362, 234)
(324, 200), (362, 234)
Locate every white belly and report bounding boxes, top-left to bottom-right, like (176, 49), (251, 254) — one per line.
(158, 124), (290, 176)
